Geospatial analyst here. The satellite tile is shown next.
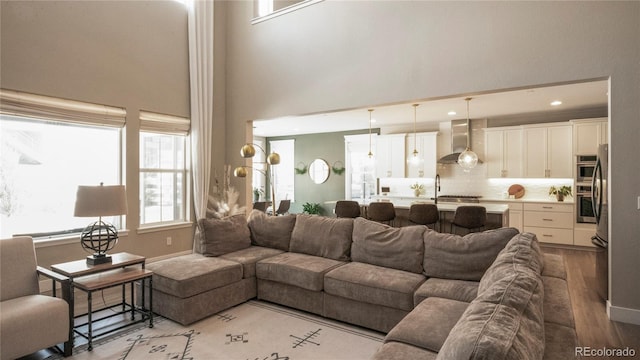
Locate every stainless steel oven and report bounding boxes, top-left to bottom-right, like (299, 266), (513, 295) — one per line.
(576, 184), (595, 223)
(576, 155), (597, 183)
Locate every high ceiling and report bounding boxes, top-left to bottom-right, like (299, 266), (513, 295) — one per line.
(253, 80), (608, 137)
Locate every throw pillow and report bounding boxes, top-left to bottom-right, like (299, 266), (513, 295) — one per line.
(289, 214), (353, 261)
(351, 217), (425, 274)
(198, 214), (251, 257)
(247, 209), (296, 251)
(423, 227), (520, 281)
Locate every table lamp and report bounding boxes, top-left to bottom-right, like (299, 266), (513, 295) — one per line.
(74, 183), (128, 265)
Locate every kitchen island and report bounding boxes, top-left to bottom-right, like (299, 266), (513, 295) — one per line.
(358, 199), (509, 233)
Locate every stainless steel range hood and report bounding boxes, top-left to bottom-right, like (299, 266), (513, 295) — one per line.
(437, 119), (483, 164)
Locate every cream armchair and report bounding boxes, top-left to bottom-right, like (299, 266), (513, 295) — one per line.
(0, 236), (72, 359)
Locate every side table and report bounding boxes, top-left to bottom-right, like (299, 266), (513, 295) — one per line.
(51, 252), (154, 351)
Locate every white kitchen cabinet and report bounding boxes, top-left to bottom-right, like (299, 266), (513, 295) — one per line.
(485, 127), (523, 178)
(406, 132), (438, 178)
(376, 134), (406, 178)
(524, 202), (574, 245)
(571, 118), (608, 155)
(523, 123), (573, 178)
(574, 224), (597, 248)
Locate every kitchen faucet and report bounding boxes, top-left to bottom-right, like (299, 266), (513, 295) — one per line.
(434, 174), (441, 204)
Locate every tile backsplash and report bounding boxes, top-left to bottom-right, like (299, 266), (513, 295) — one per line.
(379, 162), (573, 201)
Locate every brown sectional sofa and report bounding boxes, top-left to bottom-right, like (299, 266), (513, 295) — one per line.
(144, 210), (578, 359)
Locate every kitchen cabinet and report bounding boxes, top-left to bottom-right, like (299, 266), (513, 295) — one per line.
(523, 124), (573, 178)
(571, 118), (608, 155)
(406, 132), (438, 178)
(376, 134), (406, 178)
(524, 202), (574, 245)
(481, 200), (523, 232)
(574, 224), (597, 248)
(485, 127), (523, 178)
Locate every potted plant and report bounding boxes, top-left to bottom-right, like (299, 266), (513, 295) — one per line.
(302, 202), (322, 215)
(410, 183), (424, 197)
(549, 185), (572, 202)
(252, 187), (264, 202)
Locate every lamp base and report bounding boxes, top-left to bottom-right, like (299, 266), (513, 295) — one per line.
(86, 254), (112, 265)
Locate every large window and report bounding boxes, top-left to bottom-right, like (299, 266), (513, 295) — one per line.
(138, 111), (190, 227)
(0, 116), (121, 239)
(139, 133), (187, 225)
(270, 139), (295, 203)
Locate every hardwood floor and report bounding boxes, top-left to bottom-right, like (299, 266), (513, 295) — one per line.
(543, 246), (640, 355)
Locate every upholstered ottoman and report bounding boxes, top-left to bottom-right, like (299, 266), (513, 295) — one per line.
(144, 254), (253, 325)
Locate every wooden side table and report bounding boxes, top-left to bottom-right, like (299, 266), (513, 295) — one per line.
(51, 252), (153, 351)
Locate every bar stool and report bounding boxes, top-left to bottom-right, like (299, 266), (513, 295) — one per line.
(451, 205), (487, 235)
(335, 200), (361, 218)
(408, 203), (440, 231)
(367, 202), (396, 226)
(253, 201), (270, 212)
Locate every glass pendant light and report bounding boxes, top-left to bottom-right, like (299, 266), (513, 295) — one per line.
(409, 104), (420, 165)
(458, 97), (478, 171)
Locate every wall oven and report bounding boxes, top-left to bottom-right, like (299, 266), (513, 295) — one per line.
(576, 155), (597, 183)
(576, 184), (595, 223)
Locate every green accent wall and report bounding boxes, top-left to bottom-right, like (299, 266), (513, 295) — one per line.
(268, 129), (369, 216)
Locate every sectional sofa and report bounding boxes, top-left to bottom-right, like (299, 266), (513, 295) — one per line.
(143, 210), (577, 359)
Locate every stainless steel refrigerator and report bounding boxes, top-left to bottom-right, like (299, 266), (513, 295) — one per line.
(591, 143), (608, 301)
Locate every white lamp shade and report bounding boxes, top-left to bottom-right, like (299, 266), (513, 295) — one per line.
(74, 184), (128, 217)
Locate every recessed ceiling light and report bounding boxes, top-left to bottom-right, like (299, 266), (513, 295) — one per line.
(550, 100), (562, 106)
(448, 111), (457, 116)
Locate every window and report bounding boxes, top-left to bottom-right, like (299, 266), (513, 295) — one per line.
(270, 139), (295, 203)
(139, 111), (190, 227)
(0, 89), (125, 240)
(0, 116), (122, 239)
(344, 134), (376, 200)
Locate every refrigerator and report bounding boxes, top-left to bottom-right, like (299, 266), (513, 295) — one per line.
(591, 144), (608, 301)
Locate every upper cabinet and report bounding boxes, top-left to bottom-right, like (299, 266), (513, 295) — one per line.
(523, 123), (573, 178)
(485, 127), (523, 178)
(406, 132), (438, 178)
(571, 118), (608, 155)
(376, 134), (406, 178)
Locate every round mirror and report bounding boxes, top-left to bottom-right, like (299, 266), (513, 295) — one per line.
(309, 158), (330, 184)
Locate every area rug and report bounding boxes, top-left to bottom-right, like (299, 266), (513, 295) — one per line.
(48, 300), (384, 360)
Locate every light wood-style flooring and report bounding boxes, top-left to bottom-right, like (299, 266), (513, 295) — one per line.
(542, 246), (640, 354)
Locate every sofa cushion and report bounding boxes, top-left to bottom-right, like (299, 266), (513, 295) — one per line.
(479, 232), (543, 294)
(543, 322), (578, 360)
(372, 342), (438, 360)
(219, 246), (284, 278)
(290, 214), (353, 261)
(414, 278), (479, 306)
(256, 252), (345, 291)
(541, 253), (566, 279)
(386, 297), (468, 353)
(438, 269), (545, 360)
(423, 227), (519, 281)
(197, 214), (251, 257)
(324, 262), (426, 311)
(542, 276), (575, 328)
(352, 217), (425, 274)
(147, 254), (242, 298)
(247, 209), (296, 251)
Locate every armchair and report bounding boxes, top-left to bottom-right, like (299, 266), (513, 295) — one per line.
(0, 236), (72, 358)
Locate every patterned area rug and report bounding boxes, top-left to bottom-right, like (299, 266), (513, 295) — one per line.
(48, 300), (384, 360)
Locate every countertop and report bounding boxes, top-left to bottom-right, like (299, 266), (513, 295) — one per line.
(371, 195), (574, 205)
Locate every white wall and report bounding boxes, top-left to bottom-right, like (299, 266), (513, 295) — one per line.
(224, 1), (640, 322)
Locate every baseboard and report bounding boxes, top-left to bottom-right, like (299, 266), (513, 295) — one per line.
(607, 301), (640, 325)
(39, 249), (193, 293)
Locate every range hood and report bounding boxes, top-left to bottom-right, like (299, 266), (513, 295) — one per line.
(438, 119), (483, 164)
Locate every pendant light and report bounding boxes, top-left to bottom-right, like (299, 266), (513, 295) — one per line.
(409, 104), (420, 165)
(458, 97), (479, 171)
(368, 109), (374, 158)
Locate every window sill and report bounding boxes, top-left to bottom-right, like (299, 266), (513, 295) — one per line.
(34, 229), (130, 249)
(137, 221), (194, 234)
